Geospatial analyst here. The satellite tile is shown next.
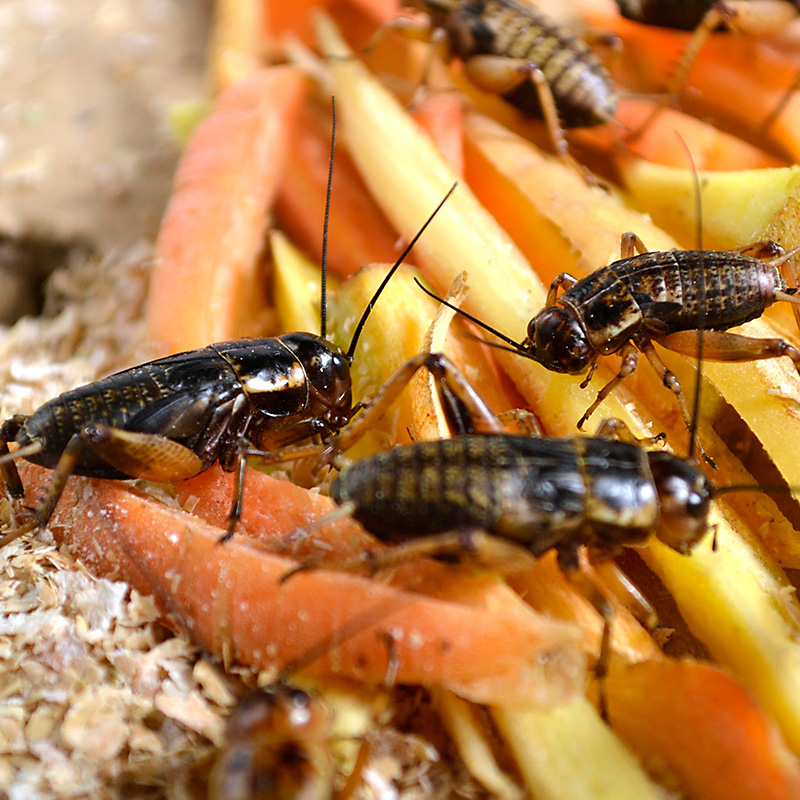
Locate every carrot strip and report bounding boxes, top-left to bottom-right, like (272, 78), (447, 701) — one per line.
(346, 0), (398, 19)
(607, 660), (800, 800)
(411, 92), (465, 176)
(576, 103), (786, 171)
(274, 102), (400, 279)
(263, 0), (397, 48)
(174, 466), (529, 622)
(148, 67), (307, 355)
(174, 465), (373, 561)
(508, 554), (660, 665)
(29, 464), (582, 706)
(586, 12), (800, 161)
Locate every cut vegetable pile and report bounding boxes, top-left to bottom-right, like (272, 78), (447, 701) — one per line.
(7, 0), (800, 797)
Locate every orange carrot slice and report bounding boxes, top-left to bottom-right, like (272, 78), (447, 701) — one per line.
(264, 0), (397, 48)
(175, 465), (374, 560)
(509, 554), (660, 665)
(412, 92), (465, 176)
(148, 67), (307, 355)
(577, 102), (787, 171)
(28, 463), (582, 706)
(586, 12), (800, 161)
(274, 102), (400, 279)
(346, 0), (398, 19)
(607, 659), (800, 800)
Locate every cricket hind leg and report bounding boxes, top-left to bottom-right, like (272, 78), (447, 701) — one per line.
(0, 424), (205, 548)
(359, 16), (450, 109)
(637, 338), (718, 466)
(666, 1), (796, 96)
(282, 529), (540, 584)
(463, 54), (594, 181)
(657, 329), (800, 377)
(592, 558), (659, 633)
(558, 548), (615, 721)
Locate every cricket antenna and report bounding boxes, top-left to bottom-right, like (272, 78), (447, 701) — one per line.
(346, 184), (457, 362)
(0, 441), (42, 467)
(679, 134), (705, 463)
(414, 278), (536, 357)
(320, 98), (336, 340)
(714, 483), (800, 498)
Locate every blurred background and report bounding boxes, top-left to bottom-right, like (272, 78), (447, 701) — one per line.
(0, 0), (210, 323)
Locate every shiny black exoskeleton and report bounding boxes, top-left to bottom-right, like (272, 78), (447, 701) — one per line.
(7, 334), (352, 479)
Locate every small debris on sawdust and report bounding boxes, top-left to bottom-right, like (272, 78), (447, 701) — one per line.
(0, 251), (489, 799)
(0, 246), (219, 799)
(0, 533), (220, 798)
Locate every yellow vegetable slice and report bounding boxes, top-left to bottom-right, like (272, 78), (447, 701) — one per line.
(271, 230), (329, 335)
(329, 263), (441, 458)
(493, 696), (664, 800)
(433, 688), (524, 800)
(619, 159), (800, 250)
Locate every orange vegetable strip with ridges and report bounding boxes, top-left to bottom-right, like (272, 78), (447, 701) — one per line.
(274, 102), (400, 279)
(263, 0), (397, 47)
(412, 93), (465, 176)
(576, 102), (787, 171)
(585, 12), (800, 161)
(607, 659), (800, 800)
(148, 66), (307, 354)
(28, 463), (583, 706)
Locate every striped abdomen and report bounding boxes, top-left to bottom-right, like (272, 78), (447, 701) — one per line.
(332, 434), (658, 553)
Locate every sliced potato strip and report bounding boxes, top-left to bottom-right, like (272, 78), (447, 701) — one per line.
(432, 689), (523, 800)
(328, 264), (443, 458)
(207, 0), (263, 92)
(493, 696), (664, 800)
(271, 230), (330, 334)
(620, 160), (800, 250)
(412, 272), (471, 442)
